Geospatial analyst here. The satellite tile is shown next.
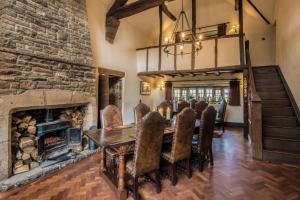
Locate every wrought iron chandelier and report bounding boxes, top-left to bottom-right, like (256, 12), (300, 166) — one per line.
(163, 0), (203, 56)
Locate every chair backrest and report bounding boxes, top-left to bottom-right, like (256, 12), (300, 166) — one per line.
(132, 112), (165, 177)
(177, 100), (190, 113)
(190, 99), (197, 109)
(157, 101), (173, 118)
(217, 100), (227, 121)
(134, 102), (150, 130)
(194, 101), (208, 119)
(100, 105), (122, 128)
(199, 106), (217, 153)
(171, 108), (196, 163)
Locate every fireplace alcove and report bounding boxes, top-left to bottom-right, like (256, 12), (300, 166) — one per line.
(0, 89), (97, 181)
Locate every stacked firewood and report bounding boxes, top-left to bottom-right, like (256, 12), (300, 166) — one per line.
(59, 109), (84, 128)
(12, 115), (40, 175)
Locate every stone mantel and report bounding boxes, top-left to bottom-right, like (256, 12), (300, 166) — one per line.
(0, 89), (97, 180)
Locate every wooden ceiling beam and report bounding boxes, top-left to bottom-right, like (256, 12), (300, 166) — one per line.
(111, 0), (174, 20)
(161, 4), (176, 21)
(246, 0), (271, 24)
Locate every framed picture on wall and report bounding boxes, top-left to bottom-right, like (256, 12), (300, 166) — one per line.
(140, 81), (151, 95)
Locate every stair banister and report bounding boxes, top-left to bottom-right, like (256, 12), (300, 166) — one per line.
(245, 40), (263, 160)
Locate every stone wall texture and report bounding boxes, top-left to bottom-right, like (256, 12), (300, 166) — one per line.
(0, 0), (96, 96)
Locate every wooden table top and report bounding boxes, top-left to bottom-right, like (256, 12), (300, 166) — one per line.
(84, 125), (175, 148)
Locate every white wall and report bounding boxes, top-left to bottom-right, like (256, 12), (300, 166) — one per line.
(276, 0), (300, 107)
(86, 0), (150, 124)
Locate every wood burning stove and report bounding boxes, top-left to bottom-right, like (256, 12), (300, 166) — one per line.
(36, 120), (71, 159)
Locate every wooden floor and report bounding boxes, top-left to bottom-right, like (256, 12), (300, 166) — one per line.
(1, 128), (300, 200)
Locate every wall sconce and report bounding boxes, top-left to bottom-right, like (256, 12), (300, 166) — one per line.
(159, 81), (165, 91)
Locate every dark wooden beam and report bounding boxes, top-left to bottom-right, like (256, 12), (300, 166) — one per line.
(246, 0), (271, 24)
(161, 4), (176, 21)
(106, 0), (174, 43)
(158, 5), (163, 71)
(111, 0), (174, 19)
(191, 0), (196, 70)
(238, 0), (245, 67)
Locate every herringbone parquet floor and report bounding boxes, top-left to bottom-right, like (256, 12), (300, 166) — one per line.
(1, 128), (300, 200)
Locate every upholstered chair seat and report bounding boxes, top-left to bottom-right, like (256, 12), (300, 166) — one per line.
(161, 108), (196, 186)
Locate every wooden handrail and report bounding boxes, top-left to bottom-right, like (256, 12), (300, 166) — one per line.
(245, 40), (263, 160)
(245, 41), (261, 102)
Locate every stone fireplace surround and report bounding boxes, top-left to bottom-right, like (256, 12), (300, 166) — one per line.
(0, 89), (97, 181)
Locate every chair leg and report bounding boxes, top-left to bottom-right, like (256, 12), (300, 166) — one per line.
(222, 123), (225, 133)
(186, 159), (192, 178)
(133, 177), (139, 200)
(170, 163), (177, 186)
(209, 147), (214, 166)
(154, 170), (161, 193)
(198, 154), (205, 172)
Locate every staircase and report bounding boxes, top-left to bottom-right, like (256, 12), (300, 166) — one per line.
(253, 66), (300, 165)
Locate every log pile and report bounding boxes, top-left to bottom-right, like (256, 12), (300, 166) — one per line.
(59, 109), (84, 128)
(11, 115), (40, 175)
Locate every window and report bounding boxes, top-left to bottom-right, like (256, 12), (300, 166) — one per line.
(174, 89), (181, 101)
(189, 88), (196, 99)
(223, 88), (229, 102)
(181, 89), (187, 100)
(173, 87), (229, 103)
(197, 88), (205, 100)
(215, 89), (222, 102)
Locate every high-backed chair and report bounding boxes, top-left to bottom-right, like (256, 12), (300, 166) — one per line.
(157, 101), (173, 119)
(162, 108), (196, 185)
(100, 105), (122, 129)
(177, 100), (190, 113)
(194, 101), (208, 120)
(190, 99), (197, 109)
(215, 100), (227, 133)
(126, 112), (165, 200)
(134, 101), (150, 130)
(193, 106), (217, 172)
(100, 105), (123, 176)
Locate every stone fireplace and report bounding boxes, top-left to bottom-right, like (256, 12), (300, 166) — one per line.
(0, 0), (97, 181)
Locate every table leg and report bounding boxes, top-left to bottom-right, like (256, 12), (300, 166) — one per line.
(100, 147), (105, 173)
(118, 145), (127, 200)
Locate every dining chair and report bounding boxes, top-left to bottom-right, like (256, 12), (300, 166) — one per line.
(177, 100), (190, 113)
(100, 105), (124, 177)
(194, 101), (208, 120)
(192, 106), (217, 172)
(100, 105), (122, 129)
(161, 108), (196, 186)
(190, 99), (197, 109)
(215, 99), (227, 133)
(134, 101), (150, 130)
(126, 112), (165, 200)
(157, 101), (173, 118)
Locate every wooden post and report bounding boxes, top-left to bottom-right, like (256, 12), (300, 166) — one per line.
(238, 0), (245, 67)
(243, 69), (249, 138)
(250, 101), (263, 160)
(191, 0), (196, 70)
(214, 38), (218, 68)
(118, 145), (127, 200)
(158, 5), (163, 71)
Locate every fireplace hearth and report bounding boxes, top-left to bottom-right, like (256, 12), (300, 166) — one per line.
(11, 106), (87, 176)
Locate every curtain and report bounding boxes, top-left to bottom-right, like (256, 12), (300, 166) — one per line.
(229, 80), (240, 106)
(165, 81), (172, 101)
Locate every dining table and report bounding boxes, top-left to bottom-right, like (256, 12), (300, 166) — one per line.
(83, 125), (175, 200)
(83, 119), (201, 200)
